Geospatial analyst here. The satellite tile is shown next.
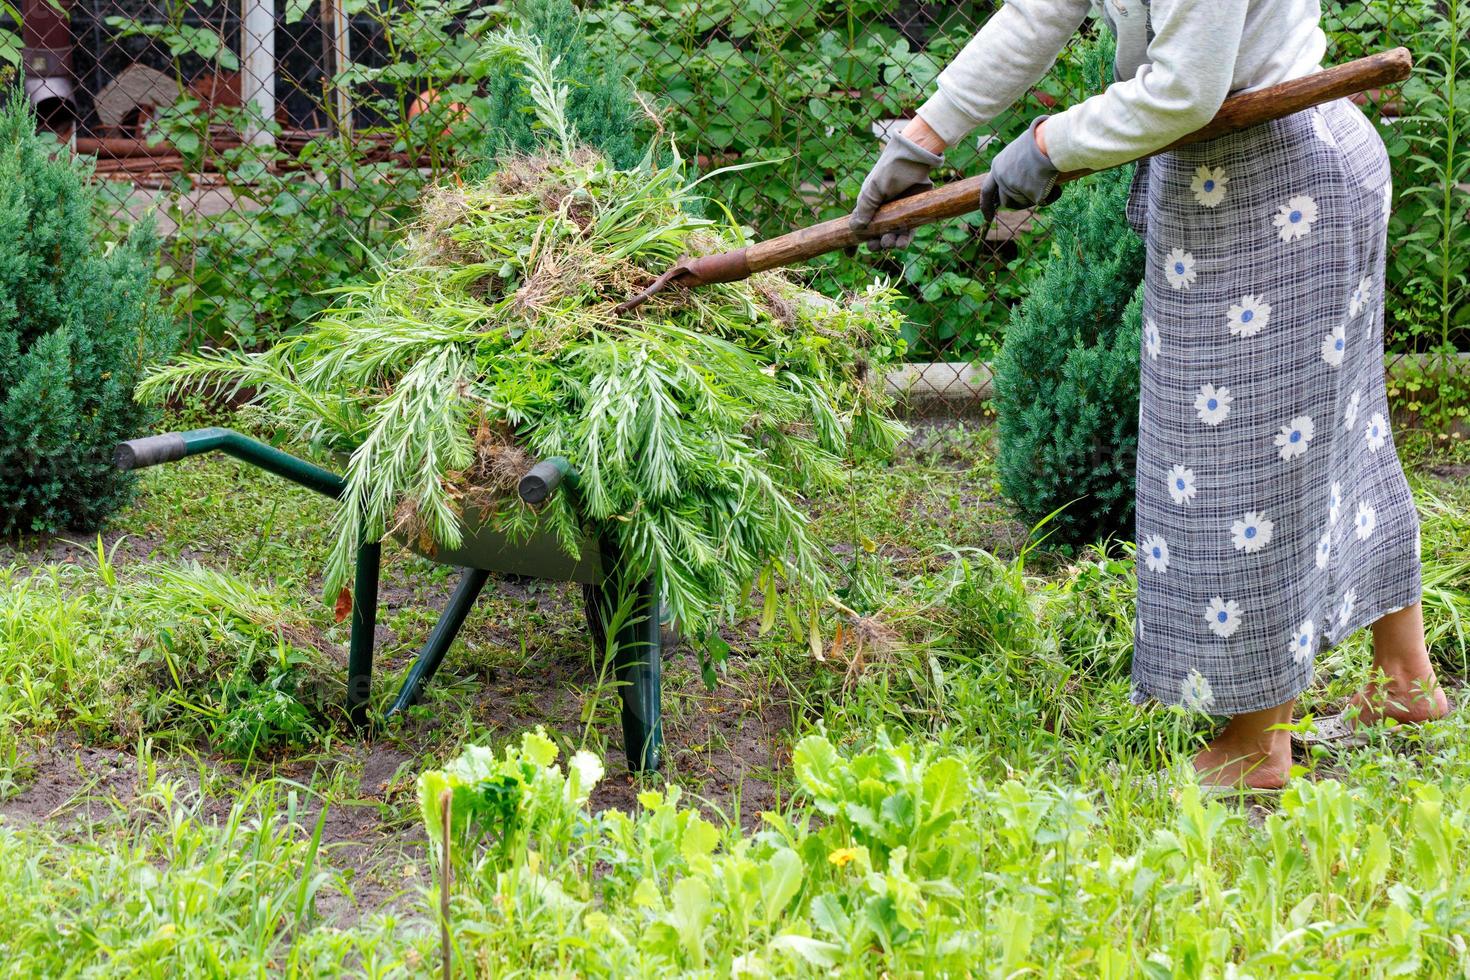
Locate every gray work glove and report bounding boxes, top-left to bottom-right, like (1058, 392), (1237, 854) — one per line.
(980, 117), (1062, 221)
(849, 131), (944, 250)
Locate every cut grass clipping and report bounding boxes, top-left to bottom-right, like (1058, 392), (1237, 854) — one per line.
(143, 30), (906, 660)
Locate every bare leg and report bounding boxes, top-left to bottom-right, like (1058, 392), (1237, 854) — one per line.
(1194, 699), (1295, 789)
(1350, 602), (1447, 724)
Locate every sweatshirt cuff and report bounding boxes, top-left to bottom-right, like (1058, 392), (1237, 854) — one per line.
(1035, 109), (1086, 174)
(916, 88), (980, 147)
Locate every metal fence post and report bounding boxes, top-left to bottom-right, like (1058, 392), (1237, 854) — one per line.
(241, 0), (276, 147)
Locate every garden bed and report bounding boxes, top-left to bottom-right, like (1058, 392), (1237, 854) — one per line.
(2, 417), (1470, 975)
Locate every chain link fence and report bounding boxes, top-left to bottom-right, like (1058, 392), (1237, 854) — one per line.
(13, 0), (1466, 416)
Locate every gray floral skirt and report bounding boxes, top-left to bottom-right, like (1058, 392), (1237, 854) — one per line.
(1129, 97), (1422, 715)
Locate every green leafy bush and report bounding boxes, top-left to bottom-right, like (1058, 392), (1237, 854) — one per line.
(991, 34), (1143, 547)
(0, 94), (176, 536)
(991, 171), (1144, 546)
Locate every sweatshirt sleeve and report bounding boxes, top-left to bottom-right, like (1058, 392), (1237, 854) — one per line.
(915, 0), (1093, 146)
(1042, 0), (1250, 173)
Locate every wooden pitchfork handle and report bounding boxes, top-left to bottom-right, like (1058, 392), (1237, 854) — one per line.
(616, 47), (1412, 314)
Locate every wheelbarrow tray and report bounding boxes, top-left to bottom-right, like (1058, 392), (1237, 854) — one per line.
(398, 509), (601, 583)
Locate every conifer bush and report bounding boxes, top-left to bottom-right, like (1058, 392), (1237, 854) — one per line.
(992, 35), (1145, 547)
(0, 93), (175, 536)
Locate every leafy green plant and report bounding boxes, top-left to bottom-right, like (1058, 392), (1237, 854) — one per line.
(413, 725), (1470, 976)
(991, 167), (1143, 544)
(1397, 1), (1470, 326)
(0, 94), (177, 536)
(0, 3), (25, 65)
(1382, 1), (1470, 432)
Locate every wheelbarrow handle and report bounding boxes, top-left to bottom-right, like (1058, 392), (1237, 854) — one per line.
(116, 433), (190, 470)
(114, 427), (348, 500)
(519, 457), (578, 505)
(617, 47), (1412, 313)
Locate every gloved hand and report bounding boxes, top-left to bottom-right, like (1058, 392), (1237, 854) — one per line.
(980, 117), (1062, 221)
(849, 131), (945, 250)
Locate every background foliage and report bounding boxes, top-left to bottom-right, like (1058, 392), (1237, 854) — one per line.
(63, 0), (1464, 403)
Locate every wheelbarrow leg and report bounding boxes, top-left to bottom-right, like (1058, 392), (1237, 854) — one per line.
(346, 540), (382, 729)
(386, 567), (492, 717)
(586, 567), (663, 773)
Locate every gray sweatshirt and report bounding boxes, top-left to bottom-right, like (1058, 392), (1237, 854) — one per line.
(916, 0), (1328, 174)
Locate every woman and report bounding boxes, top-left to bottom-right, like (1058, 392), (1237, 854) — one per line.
(851, 0), (1446, 789)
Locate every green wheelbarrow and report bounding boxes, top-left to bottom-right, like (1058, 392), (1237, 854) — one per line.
(114, 426), (664, 772)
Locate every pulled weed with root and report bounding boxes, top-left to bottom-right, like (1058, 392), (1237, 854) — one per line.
(142, 31), (906, 665)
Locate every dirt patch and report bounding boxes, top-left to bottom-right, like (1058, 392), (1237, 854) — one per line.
(0, 527), (169, 572)
(0, 737), (431, 928)
(1428, 463), (1469, 482)
(0, 741), (143, 827)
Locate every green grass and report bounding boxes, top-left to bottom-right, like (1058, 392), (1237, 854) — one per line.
(1, 415), (1468, 975)
(0, 759), (435, 972)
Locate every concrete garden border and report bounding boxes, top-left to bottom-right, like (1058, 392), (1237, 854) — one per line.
(886, 353), (1469, 435)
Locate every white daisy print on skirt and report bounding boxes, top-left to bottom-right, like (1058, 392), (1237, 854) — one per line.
(1167, 464), (1197, 505)
(1355, 501), (1377, 540)
(1290, 619), (1317, 667)
(1165, 248), (1197, 290)
(1141, 534), (1170, 573)
(1206, 597), (1243, 638)
(1145, 318), (1162, 360)
(1191, 165), (1229, 207)
(1344, 390), (1361, 432)
(1382, 182), (1393, 226)
(1365, 413), (1388, 451)
(1180, 669), (1216, 712)
(1316, 531), (1331, 570)
(1194, 384), (1232, 426)
(1338, 589), (1357, 630)
(1321, 325), (1346, 366)
(1349, 276), (1372, 318)
(1329, 482), (1342, 524)
(1274, 194), (1320, 242)
(1275, 416), (1315, 460)
(1231, 511), (1274, 553)
(1227, 294), (1271, 337)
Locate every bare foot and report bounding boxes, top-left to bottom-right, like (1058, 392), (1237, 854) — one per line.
(1346, 672), (1448, 726)
(1194, 743), (1292, 790)
(1194, 702), (1295, 790)
(1352, 603), (1449, 728)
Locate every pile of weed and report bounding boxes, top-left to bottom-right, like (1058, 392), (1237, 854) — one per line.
(0, 553), (340, 759)
(117, 564), (340, 755)
(143, 33), (905, 654)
